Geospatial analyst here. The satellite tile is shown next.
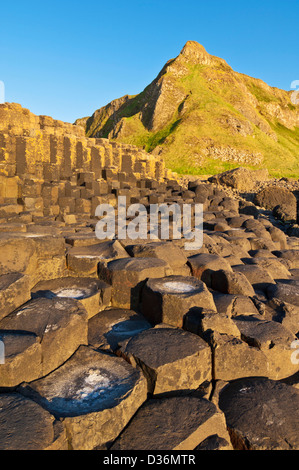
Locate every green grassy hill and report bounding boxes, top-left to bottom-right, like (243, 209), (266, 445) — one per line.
(76, 41), (299, 178)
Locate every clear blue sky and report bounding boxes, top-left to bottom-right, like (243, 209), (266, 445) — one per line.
(0, 0), (298, 123)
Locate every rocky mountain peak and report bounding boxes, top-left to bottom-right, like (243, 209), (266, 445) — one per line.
(75, 42), (299, 177)
(178, 40), (211, 65)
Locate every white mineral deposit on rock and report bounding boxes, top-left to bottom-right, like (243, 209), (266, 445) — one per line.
(162, 281), (197, 293)
(55, 288), (90, 299)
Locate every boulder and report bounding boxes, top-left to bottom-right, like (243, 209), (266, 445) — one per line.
(219, 197), (239, 213)
(222, 235), (252, 253)
(226, 215), (254, 228)
(232, 264), (275, 294)
(191, 182), (214, 201)
(243, 256), (291, 280)
(267, 225), (287, 249)
(254, 186), (297, 223)
(67, 240), (128, 276)
(213, 332), (273, 380)
(267, 279), (299, 306)
(273, 205), (296, 223)
(267, 298), (299, 336)
(0, 235), (37, 278)
(183, 308), (241, 343)
(273, 249), (299, 269)
(247, 236), (277, 252)
(0, 234), (66, 288)
(239, 200), (260, 218)
(209, 167), (268, 192)
(212, 292), (259, 316)
(65, 232), (100, 247)
(223, 254), (244, 267)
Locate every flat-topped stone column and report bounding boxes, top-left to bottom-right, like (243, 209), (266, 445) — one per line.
(18, 345), (147, 450)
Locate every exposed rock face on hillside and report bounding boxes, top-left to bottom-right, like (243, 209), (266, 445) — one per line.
(76, 41), (299, 177)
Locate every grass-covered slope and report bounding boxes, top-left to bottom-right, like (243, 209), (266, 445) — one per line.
(76, 41), (299, 178)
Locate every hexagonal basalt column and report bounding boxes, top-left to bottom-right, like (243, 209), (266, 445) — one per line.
(19, 346), (148, 450)
(232, 314), (299, 380)
(31, 277), (111, 318)
(219, 377), (299, 450)
(211, 269), (255, 297)
(267, 279), (299, 307)
(0, 331), (42, 387)
(187, 253), (233, 287)
(141, 275), (216, 327)
(232, 264), (275, 294)
(183, 309), (241, 341)
(67, 240), (128, 277)
(0, 393), (68, 450)
(98, 257), (168, 309)
(0, 272), (31, 321)
(119, 327), (212, 394)
(0, 297), (88, 377)
(212, 333), (270, 381)
(64, 232), (100, 247)
(126, 241), (190, 276)
(88, 307), (152, 352)
(111, 396), (232, 450)
(245, 256), (291, 281)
